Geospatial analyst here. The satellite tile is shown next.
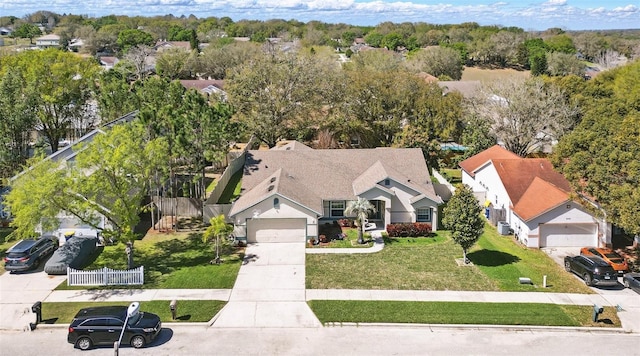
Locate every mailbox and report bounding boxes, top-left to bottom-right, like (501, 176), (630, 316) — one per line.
(31, 301), (42, 324)
(592, 304), (604, 322)
(170, 300), (178, 320)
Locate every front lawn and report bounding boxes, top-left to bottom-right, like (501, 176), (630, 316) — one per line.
(56, 231), (243, 290)
(306, 226), (592, 293)
(470, 225), (592, 293)
(41, 300), (225, 324)
(0, 227), (17, 275)
(309, 300), (620, 328)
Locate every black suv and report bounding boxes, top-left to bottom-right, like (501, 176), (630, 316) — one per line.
(4, 236), (58, 272)
(564, 255), (619, 287)
(68, 306), (161, 350)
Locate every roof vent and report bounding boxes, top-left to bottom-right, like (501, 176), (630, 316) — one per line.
(268, 185), (274, 192)
(270, 177), (276, 183)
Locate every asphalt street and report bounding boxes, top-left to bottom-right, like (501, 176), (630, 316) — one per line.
(1, 325), (639, 356)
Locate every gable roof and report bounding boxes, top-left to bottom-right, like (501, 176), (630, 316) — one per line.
(512, 176), (570, 221)
(492, 158), (571, 206)
(229, 145), (441, 217)
(459, 145), (520, 177)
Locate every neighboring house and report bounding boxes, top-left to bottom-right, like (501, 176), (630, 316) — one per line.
(0, 27), (13, 36)
(179, 79), (227, 101)
(67, 38), (84, 52)
(35, 34), (60, 49)
(10, 111), (138, 239)
(99, 56), (119, 70)
(228, 142), (443, 243)
(154, 40), (192, 52)
(460, 145), (611, 248)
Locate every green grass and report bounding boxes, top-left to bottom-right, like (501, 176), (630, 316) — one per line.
(217, 170), (243, 204)
(55, 232), (243, 290)
(470, 225), (593, 293)
(307, 231), (495, 290)
(306, 227), (591, 293)
(309, 301), (620, 327)
(440, 168), (462, 184)
(41, 300), (225, 324)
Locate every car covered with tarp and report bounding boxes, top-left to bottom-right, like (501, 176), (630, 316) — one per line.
(44, 236), (97, 275)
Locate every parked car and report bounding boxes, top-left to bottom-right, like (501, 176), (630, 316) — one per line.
(68, 305), (162, 350)
(564, 255), (619, 287)
(623, 272), (640, 294)
(4, 236), (58, 272)
(580, 247), (628, 274)
(44, 236), (97, 275)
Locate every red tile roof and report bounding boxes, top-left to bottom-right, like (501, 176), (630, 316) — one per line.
(512, 176), (570, 221)
(492, 158), (572, 206)
(459, 145), (519, 177)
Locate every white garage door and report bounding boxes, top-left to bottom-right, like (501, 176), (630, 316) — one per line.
(246, 218), (306, 243)
(539, 223), (597, 247)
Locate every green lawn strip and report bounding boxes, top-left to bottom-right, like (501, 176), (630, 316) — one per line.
(440, 168), (462, 184)
(55, 232), (243, 290)
(41, 300), (225, 324)
(308, 300), (620, 327)
(306, 232), (498, 290)
(471, 225), (593, 294)
(216, 169), (242, 204)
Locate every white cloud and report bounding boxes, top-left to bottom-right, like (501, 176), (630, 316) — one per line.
(542, 0), (567, 6)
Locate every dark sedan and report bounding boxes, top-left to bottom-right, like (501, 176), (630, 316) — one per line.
(623, 272), (640, 294)
(564, 255), (619, 287)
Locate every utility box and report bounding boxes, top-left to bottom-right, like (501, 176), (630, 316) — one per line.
(497, 221), (510, 235)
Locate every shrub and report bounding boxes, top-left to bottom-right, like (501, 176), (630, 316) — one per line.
(386, 223), (433, 237)
(338, 219), (354, 227)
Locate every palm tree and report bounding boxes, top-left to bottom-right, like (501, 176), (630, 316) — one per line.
(345, 197), (377, 244)
(203, 215), (234, 265)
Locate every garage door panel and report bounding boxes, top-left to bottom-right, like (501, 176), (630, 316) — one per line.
(540, 223), (597, 247)
(247, 218), (306, 243)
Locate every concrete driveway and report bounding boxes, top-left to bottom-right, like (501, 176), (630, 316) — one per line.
(0, 269), (66, 330)
(211, 242), (320, 328)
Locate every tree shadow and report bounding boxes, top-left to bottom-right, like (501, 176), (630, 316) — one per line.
(467, 249), (521, 267)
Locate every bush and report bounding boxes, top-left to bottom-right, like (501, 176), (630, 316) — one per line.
(338, 219), (354, 227)
(386, 223), (433, 238)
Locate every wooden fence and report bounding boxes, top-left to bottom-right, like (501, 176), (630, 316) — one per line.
(67, 266), (144, 286)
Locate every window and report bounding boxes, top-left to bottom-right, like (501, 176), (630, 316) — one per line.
(273, 197), (280, 209)
(330, 201), (345, 217)
(416, 208), (431, 222)
(384, 179), (390, 186)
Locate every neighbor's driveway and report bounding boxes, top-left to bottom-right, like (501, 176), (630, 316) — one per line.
(0, 269), (66, 330)
(211, 242), (320, 328)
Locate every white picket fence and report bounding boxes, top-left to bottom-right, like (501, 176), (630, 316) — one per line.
(67, 266), (144, 286)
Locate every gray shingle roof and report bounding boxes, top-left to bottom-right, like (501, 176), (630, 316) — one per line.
(229, 146), (441, 217)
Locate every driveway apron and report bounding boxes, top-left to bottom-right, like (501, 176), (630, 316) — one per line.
(212, 242), (321, 328)
(0, 270), (66, 330)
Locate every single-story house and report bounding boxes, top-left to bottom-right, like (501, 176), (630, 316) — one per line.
(35, 34), (60, 49)
(179, 79), (226, 101)
(460, 145), (611, 248)
(228, 142), (443, 243)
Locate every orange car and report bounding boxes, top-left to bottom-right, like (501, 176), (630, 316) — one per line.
(580, 247), (628, 274)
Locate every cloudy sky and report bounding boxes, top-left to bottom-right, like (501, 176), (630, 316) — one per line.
(1, 0), (639, 31)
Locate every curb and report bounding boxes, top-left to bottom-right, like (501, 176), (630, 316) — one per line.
(32, 321), (211, 330)
(322, 322), (632, 334)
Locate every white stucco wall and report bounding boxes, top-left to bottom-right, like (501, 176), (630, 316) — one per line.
(231, 194), (318, 239)
(512, 201), (599, 247)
